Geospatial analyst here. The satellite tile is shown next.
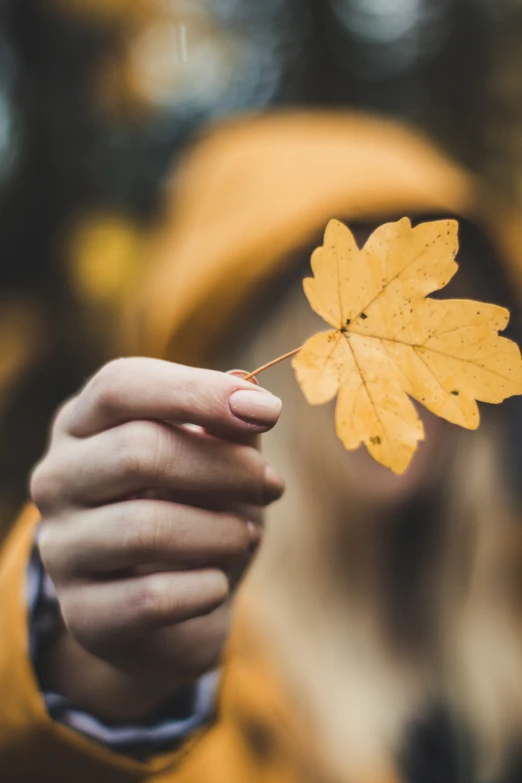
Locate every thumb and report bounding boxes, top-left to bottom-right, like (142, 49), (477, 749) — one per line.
(203, 369), (279, 448)
(225, 370), (262, 448)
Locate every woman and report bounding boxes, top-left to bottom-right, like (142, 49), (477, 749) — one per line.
(2, 112), (522, 783)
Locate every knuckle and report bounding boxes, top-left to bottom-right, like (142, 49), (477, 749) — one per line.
(85, 359), (129, 418)
(116, 446), (146, 483)
(29, 460), (60, 512)
(132, 571), (228, 627)
(115, 421), (167, 481)
(133, 575), (172, 624)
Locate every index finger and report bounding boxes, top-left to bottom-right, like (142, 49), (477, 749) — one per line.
(62, 358), (282, 439)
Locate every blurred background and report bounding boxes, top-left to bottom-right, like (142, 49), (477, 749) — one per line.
(0, 0), (521, 535)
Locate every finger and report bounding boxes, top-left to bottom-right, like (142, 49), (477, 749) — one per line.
(61, 358), (281, 439)
(112, 601), (233, 680)
(40, 500), (260, 577)
(97, 490), (265, 526)
(61, 569), (229, 651)
(32, 419), (284, 511)
(135, 600), (231, 675)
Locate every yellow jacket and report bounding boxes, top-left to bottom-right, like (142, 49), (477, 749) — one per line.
(2, 112), (522, 782)
(0, 505), (333, 783)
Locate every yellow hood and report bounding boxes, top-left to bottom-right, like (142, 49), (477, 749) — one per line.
(136, 110), (522, 365)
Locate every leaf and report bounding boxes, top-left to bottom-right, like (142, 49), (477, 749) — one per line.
(291, 217), (522, 474)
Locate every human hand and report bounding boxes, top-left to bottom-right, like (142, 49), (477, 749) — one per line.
(30, 358), (283, 720)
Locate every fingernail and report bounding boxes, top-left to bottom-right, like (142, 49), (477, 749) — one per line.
(263, 465), (285, 502)
(229, 389), (282, 426)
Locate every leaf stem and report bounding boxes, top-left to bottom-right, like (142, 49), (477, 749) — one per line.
(244, 346), (303, 381)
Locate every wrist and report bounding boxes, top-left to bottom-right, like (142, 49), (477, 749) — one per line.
(40, 626), (186, 722)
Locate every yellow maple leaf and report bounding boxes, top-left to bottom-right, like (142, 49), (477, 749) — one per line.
(290, 217), (522, 474)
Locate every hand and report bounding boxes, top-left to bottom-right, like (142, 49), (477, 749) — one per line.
(30, 358), (284, 720)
